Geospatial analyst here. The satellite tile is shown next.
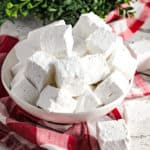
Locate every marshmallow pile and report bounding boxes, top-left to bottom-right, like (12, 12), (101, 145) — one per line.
(10, 12), (137, 114)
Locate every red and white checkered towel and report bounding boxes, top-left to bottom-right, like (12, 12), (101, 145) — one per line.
(0, 0), (150, 149)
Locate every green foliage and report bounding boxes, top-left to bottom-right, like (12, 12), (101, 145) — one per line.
(0, 0), (135, 25)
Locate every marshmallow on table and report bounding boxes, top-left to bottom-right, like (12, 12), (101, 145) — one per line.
(72, 36), (88, 57)
(95, 70), (129, 105)
(25, 51), (56, 92)
(124, 100), (150, 136)
(108, 45), (137, 80)
(97, 119), (129, 150)
(36, 85), (77, 113)
(86, 28), (123, 58)
(73, 12), (111, 40)
(40, 25), (73, 58)
(14, 39), (37, 62)
(81, 54), (110, 84)
(129, 39), (150, 72)
(11, 74), (39, 105)
(55, 57), (87, 97)
(27, 20), (66, 50)
(75, 87), (103, 113)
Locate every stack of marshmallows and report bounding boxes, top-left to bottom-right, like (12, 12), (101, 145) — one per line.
(11, 12), (137, 114)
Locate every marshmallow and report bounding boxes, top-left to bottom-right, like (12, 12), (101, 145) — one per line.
(108, 45), (137, 80)
(95, 70), (129, 105)
(36, 85), (77, 113)
(130, 136), (150, 150)
(97, 119), (129, 150)
(11, 74), (39, 105)
(124, 100), (150, 136)
(75, 88), (103, 113)
(55, 57), (87, 97)
(27, 20), (65, 50)
(81, 54), (110, 84)
(73, 12), (111, 40)
(86, 28), (123, 58)
(11, 69), (25, 88)
(72, 36), (88, 57)
(25, 51), (56, 92)
(40, 25), (73, 58)
(14, 39), (37, 62)
(11, 61), (25, 76)
(129, 39), (150, 72)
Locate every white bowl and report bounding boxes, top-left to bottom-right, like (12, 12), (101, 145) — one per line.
(1, 45), (136, 123)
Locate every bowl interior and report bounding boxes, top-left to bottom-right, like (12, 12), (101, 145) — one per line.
(1, 47), (135, 123)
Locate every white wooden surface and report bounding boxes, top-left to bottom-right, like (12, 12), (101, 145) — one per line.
(0, 19), (150, 149)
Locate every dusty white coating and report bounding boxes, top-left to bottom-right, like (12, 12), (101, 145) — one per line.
(14, 39), (37, 62)
(40, 25), (73, 58)
(86, 28), (123, 58)
(97, 119), (129, 150)
(72, 35), (88, 57)
(81, 54), (110, 84)
(55, 57), (87, 97)
(11, 61), (25, 76)
(36, 85), (77, 113)
(73, 12), (111, 40)
(75, 87), (103, 113)
(108, 45), (137, 80)
(124, 100), (150, 136)
(11, 68), (25, 88)
(11, 75), (39, 105)
(95, 70), (129, 105)
(27, 20), (65, 50)
(129, 39), (150, 72)
(25, 51), (56, 92)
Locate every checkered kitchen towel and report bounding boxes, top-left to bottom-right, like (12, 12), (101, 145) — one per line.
(0, 0), (150, 149)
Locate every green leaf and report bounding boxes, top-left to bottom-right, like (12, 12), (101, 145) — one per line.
(48, 7), (57, 12)
(7, 2), (13, 9)
(27, 3), (33, 9)
(5, 9), (12, 16)
(64, 0), (72, 5)
(22, 11), (28, 16)
(41, 3), (47, 8)
(11, 11), (18, 18)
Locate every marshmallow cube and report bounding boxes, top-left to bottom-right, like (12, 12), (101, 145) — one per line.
(25, 51), (56, 92)
(124, 100), (150, 136)
(27, 20), (66, 50)
(15, 39), (37, 62)
(11, 69), (25, 88)
(36, 85), (77, 113)
(55, 57), (87, 97)
(75, 88), (103, 113)
(81, 54), (110, 84)
(73, 12), (111, 40)
(40, 25), (73, 58)
(72, 36), (88, 57)
(86, 28), (122, 58)
(108, 45), (137, 79)
(11, 75), (39, 105)
(97, 119), (129, 150)
(95, 71), (129, 105)
(129, 39), (150, 72)
(11, 61), (25, 76)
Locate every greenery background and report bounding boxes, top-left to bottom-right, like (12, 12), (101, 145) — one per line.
(0, 0), (134, 25)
